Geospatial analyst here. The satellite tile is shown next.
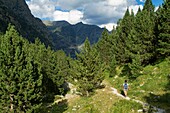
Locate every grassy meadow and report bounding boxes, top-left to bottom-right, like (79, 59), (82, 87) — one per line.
(39, 58), (170, 113)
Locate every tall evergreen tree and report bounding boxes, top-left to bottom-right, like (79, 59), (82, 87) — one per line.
(143, 0), (155, 12)
(30, 39), (65, 95)
(49, 49), (69, 94)
(157, 0), (170, 57)
(113, 8), (135, 65)
(137, 7), (142, 15)
(97, 28), (112, 66)
(75, 38), (104, 96)
(0, 25), (43, 112)
(123, 1), (156, 77)
(129, 0), (155, 65)
(121, 8), (134, 37)
(29, 39), (53, 95)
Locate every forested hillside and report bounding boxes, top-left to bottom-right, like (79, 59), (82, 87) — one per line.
(0, 0), (169, 112)
(0, 24), (105, 112)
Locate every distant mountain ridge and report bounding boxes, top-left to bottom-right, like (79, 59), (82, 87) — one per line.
(43, 20), (105, 56)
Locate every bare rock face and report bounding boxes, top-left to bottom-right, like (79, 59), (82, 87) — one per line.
(0, 0), (52, 46)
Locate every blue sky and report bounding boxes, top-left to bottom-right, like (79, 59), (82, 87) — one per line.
(136, 0), (163, 6)
(26, 0), (164, 31)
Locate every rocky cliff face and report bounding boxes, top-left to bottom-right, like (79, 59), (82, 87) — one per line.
(0, 0), (52, 46)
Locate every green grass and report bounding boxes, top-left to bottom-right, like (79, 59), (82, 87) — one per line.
(64, 86), (121, 113)
(39, 83), (143, 113)
(110, 99), (142, 113)
(39, 58), (170, 113)
(107, 58), (170, 111)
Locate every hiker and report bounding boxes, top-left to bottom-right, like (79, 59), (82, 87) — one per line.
(123, 80), (129, 97)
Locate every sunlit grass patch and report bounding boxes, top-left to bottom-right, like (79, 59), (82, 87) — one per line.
(64, 85), (120, 113)
(110, 99), (142, 113)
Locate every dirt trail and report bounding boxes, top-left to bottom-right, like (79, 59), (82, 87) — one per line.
(111, 87), (166, 113)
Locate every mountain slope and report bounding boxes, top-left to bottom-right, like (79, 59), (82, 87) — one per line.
(73, 22), (104, 44)
(0, 0), (52, 46)
(44, 21), (105, 56)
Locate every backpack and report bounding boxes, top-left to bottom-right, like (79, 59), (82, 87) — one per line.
(123, 83), (128, 89)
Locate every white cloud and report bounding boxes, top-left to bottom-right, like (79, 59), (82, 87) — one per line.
(26, 0), (56, 19)
(155, 6), (159, 11)
(107, 0), (127, 6)
(53, 10), (83, 24)
(26, 0), (142, 31)
(56, 0), (102, 10)
(129, 5), (143, 15)
(82, 0), (137, 25)
(100, 23), (117, 31)
(140, 0), (145, 2)
(68, 10), (83, 24)
(26, 0), (83, 24)
(83, 2), (125, 25)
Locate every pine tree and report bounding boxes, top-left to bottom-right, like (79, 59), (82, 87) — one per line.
(97, 28), (112, 66)
(30, 39), (66, 95)
(124, 1), (156, 77)
(114, 8), (135, 65)
(29, 38), (53, 95)
(157, 0), (170, 57)
(130, 0), (156, 65)
(109, 55), (117, 77)
(127, 54), (143, 79)
(55, 50), (70, 81)
(0, 25), (43, 112)
(121, 8), (134, 37)
(137, 7), (142, 15)
(75, 38), (104, 96)
(143, 0), (155, 12)
(47, 49), (68, 94)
